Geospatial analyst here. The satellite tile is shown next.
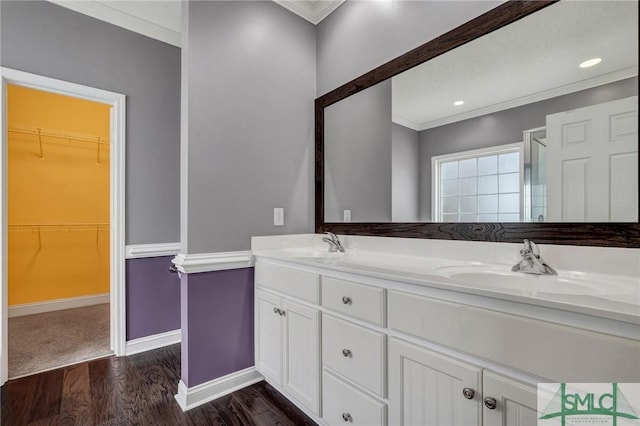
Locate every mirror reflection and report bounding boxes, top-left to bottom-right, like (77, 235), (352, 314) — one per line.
(324, 1), (638, 223)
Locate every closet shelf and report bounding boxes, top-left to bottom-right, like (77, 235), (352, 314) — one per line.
(8, 123), (110, 145)
(8, 123), (109, 161)
(8, 223), (109, 232)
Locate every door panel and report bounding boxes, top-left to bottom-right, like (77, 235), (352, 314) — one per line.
(388, 338), (481, 426)
(255, 290), (282, 386)
(282, 298), (320, 415)
(483, 371), (539, 426)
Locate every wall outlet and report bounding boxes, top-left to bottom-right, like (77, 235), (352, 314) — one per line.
(274, 208), (284, 226)
(343, 209), (352, 222)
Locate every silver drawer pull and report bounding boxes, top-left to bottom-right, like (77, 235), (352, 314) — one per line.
(342, 349), (352, 358)
(342, 412), (352, 422)
(342, 296), (352, 305)
(484, 397), (497, 410)
(462, 387), (475, 399)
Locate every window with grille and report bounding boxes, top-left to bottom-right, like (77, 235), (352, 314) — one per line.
(432, 143), (523, 222)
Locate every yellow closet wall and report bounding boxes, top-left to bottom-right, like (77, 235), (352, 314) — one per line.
(7, 84), (110, 305)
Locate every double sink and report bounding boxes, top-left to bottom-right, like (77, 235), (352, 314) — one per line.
(286, 249), (639, 315)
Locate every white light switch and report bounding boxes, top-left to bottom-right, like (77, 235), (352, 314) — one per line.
(343, 209), (352, 222)
(274, 208), (284, 226)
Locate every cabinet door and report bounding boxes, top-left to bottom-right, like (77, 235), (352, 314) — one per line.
(483, 371), (539, 426)
(255, 290), (283, 386)
(282, 298), (321, 415)
(389, 339), (481, 426)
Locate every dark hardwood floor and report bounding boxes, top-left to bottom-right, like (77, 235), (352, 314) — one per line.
(0, 344), (317, 426)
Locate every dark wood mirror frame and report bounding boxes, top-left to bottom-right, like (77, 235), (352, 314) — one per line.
(315, 0), (640, 248)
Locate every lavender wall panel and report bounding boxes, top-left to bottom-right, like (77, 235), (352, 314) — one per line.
(126, 256), (181, 340)
(181, 267), (254, 387)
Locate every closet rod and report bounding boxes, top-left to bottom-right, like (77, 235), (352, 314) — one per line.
(8, 123), (110, 145)
(8, 223), (109, 232)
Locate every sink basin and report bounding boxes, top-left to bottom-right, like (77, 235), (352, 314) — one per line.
(435, 265), (636, 301)
(290, 250), (342, 261)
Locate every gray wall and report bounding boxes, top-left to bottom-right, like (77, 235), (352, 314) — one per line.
(0, 1), (181, 245)
(325, 81), (392, 222)
(419, 78), (639, 220)
(183, 1), (315, 253)
(316, 0), (500, 96)
(392, 123), (420, 222)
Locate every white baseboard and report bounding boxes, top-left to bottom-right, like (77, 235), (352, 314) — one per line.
(174, 367), (263, 411)
(8, 293), (110, 318)
(125, 329), (181, 356)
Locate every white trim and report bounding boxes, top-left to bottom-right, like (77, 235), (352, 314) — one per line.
(48, 1), (181, 48)
(397, 67), (639, 131)
(8, 293), (109, 318)
(0, 67), (126, 386)
(174, 367), (263, 411)
(126, 242), (181, 259)
(125, 329), (181, 356)
(172, 251), (253, 274)
(273, 0), (344, 25)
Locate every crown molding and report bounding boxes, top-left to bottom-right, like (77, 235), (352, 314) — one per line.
(398, 67), (639, 132)
(273, 0), (345, 25)
(48, 0), (181, 47)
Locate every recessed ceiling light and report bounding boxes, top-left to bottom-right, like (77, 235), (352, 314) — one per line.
(579, 58), (602, 68)
(453, 100), (464, 106)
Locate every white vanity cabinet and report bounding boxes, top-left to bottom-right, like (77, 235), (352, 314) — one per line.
(254, 262), (321, 416)
(252, 247), (639, 426)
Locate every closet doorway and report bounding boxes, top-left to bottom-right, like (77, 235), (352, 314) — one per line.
(0, 68), (126, 385)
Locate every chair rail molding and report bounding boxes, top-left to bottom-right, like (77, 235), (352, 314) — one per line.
(171, 251), (253, 274)
(126, 242), (182, 259)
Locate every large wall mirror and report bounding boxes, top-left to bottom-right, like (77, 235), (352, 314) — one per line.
(316, 0), (640, 247)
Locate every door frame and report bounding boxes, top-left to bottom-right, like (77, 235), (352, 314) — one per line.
(0, 67), (126, 385)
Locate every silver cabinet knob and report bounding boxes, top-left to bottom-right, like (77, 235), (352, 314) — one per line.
(342, 349), (352, 358)
(484, 397), (497, 410)
(462, 387), (475, 399)
(169, 265), (179, 273)
(342, 296), (352, 305)
(342, 412), (352, 422)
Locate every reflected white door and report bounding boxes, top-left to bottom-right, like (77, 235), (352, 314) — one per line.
(546, 96), (638, 221)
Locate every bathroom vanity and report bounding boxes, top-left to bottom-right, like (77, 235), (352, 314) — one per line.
(252, 234), (640, 426)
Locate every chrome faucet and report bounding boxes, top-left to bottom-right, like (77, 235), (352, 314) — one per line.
(322, 232), (345, 253)
(511, 239), (557, 275)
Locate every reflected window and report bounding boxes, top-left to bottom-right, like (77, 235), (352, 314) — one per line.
(433, 143), (523, 222)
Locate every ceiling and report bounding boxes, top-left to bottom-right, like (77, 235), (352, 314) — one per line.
(392, 1), (639, 131)
(50, 0), (344, 47)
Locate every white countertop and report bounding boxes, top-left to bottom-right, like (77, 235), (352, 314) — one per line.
(252, 242), (640, 326)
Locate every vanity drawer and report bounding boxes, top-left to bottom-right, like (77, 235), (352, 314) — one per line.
(388, 290), (640, 382)
(322, 370), (386, 426)
(254, 261), (319, 304)
(323, 315), (386, 397)
(322, 277), (385, 325)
